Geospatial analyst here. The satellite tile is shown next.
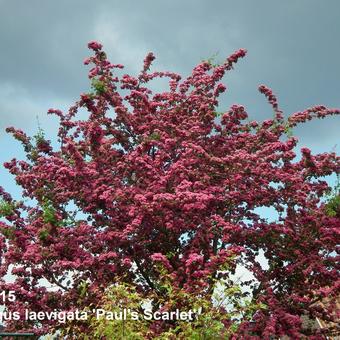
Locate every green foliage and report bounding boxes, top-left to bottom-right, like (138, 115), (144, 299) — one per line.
(42, 199), (58, 224)
(325, 176), (340, 217)
(38, 228), (50, 241)
(145, 132), (161, 142)
(66, 266), (265, 339)
(212, 111), (224, 118)
(91, 78), (107, 95)
(325, 195), (340, 217)
(78, 280), (89, 299)
(61, 283), (148, 339)
(202, 51), (221, 67)
(0, 199), (15, 217)
(0, 226), (15, 239)
(283, 123), (294, 137)
(33, 126), (46, 145)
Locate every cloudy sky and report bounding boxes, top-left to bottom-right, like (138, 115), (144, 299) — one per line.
(1, 0), (339, 198)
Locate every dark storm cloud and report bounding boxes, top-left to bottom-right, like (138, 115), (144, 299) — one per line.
(0, 0), (339, 148)
(0, 0), (337, 284)
(0, 1), (98, 97)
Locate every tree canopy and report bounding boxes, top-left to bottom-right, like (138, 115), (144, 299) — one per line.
(0, 41), (339, 338)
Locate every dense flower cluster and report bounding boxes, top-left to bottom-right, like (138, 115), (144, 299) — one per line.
(0, 42), (339, 337)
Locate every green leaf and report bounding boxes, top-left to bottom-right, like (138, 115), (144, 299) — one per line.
(0, 199), (15, 217)
(91, 78), (107, 95)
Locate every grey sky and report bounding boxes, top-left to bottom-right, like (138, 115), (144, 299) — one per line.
(1, 0), (339, 197)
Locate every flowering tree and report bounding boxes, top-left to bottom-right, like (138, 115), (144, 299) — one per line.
(0, 41), (339, 338)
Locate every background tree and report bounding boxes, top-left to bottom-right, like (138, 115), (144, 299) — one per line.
(0, 41), (339, 338)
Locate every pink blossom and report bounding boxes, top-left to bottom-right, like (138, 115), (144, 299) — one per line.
(87, 41), (102, 51)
